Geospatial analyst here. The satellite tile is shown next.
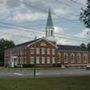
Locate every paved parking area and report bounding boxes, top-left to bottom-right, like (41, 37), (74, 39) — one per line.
(0, 67), (90, 78)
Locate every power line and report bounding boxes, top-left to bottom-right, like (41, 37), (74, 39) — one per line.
(0, 21), (45, 35)
(55, 16), (80, 23)
(69, 0), (86, 7)
(0, 21), (89, 43)
(0, 30), (35, 39)
(0, 21), (87, 39)
(55, 0), (84, 10)
(23, 0), (80, 18)
(54, 35), (88, 43)
(0, 19), (89, 41)
(54, 29), (89, 42)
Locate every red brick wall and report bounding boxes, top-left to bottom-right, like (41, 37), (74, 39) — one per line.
(26, 39), (57, 65)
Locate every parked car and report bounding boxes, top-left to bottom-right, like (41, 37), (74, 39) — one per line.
(86, 64), (90, 70)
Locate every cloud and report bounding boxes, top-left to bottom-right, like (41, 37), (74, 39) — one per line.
(0, 0), (87, 46)
(77, 28), (90, 38)
(0, 28), (44, 44)
(22, 0), (48, 13)
(54, 26), (65, 34)
(54, 9), (68, 16)
(12, 12), (47, 22)
(54, 26), (89, 45)
(6, 0), (21, 9)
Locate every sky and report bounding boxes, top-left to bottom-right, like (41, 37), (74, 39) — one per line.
(0, 0), (89, 45)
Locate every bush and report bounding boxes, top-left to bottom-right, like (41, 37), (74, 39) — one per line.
(22, 64), (34, 68)
(52, 64), (61, 67)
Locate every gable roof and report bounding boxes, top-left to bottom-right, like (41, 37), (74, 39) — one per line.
(27, 38), (57, 48)
(6, 38), (57, 50)
(5, 39), (40, 50)
(57, 45), (87, 51)
(14, 39), (39, 48)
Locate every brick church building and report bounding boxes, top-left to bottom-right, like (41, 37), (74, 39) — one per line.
(4, 9), (89, 68)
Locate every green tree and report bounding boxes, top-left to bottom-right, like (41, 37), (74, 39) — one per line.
(80, 43), (86, 49)
(87, 43), (90, 51)
(0, 38), (15, 66)
(80, 0), (90, 28)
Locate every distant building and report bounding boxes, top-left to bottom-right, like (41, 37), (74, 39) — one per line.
(4, 9), (89, 68)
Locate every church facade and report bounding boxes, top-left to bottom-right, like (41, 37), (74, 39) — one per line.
(4, 10), (89, 68)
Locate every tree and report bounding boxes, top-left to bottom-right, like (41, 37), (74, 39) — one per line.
(80, 43), (86, 49)
(87, 43), (90, 51)
(80, 0), (90, 28)
(0, 38), (15, 66)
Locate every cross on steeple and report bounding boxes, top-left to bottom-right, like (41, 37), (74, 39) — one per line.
(46, 9), (54, 37)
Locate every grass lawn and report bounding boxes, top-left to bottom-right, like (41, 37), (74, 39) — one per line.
(0, 76), (90, 90)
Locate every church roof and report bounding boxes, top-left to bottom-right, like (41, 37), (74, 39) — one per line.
(57, 45), (87, 51)
(6, 38), (57, 50)
(46, 9), (54, 28)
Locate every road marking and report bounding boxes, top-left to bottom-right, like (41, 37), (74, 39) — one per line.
(13, 73), (23, 76)
(36, 73), (40, 75)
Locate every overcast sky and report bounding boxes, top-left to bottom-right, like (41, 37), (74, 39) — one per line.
(0, 0), (89, 45)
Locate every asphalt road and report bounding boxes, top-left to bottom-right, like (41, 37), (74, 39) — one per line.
(0, 68), (90, 78)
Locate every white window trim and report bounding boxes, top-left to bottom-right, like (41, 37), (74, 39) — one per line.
(36, 48), (40, 54)
(30, 47), (34, 54)
(41, 48), (45, 55)
(36, 57), (40, 64)
(47, 48), (50, 55)
(52, 49), (55, 55)
(52, 57), (55, 64)
(42, 57), (45, 64)
(64, 53), (68, 63)
(47, 57), (50, 64)
(83, 54), (88, 63)
(77, 53), (81, 63)
(70, 53), (75, 63)
(30, 56), (34, 64)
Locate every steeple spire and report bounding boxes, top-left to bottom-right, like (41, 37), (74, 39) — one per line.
(46, 9), (54, 37)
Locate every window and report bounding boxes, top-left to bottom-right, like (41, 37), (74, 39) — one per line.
(52, 49), (55, 55)
(19, 57), (24, 64)
(30, 47), (34, 54)
(42, 57), (45, 64)
(47, 57), (50, 64)
(76, 53), (81, 63)
(70, 53), (75, 63)
(24, 56), (27, 64)
(83, 54), (88, 63)
(47, 48), (50, 55)
(36, 57), (40, 64)
(30, 56), (34, 64)
(41, 48), (45, 54)
(52, 57), (55, 64)
(64, 53), (68, 63)
(36, 48), (40, 54)
(58, 53), (61, 63)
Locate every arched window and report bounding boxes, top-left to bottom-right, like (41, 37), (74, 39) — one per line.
(83, 53), (88, 63)
(76, 53), (81, 63)
(70, 53), (75, 63)
(64, 53), (68, 63)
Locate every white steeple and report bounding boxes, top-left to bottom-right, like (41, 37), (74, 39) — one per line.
(45, 9), (56, 43)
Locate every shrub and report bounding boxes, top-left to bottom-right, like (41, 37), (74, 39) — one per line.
(52, 64), (61, 67)
(22, 64), (34, 68)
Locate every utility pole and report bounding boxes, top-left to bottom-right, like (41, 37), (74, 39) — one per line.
(34, 37), (37, 78)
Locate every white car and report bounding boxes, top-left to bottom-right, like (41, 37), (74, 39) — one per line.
(86, 64), (90, 70)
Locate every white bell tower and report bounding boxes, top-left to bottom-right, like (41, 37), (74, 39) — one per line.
(45, 9), (56, 43)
